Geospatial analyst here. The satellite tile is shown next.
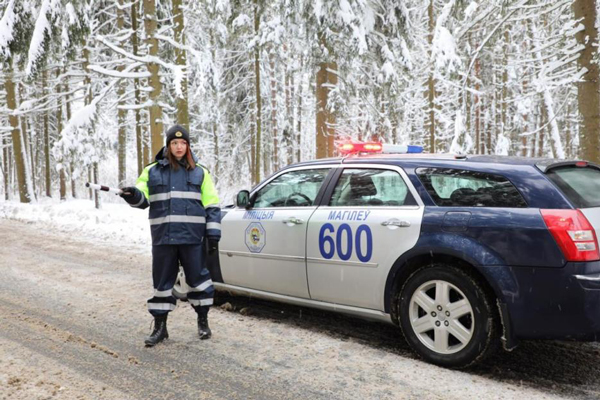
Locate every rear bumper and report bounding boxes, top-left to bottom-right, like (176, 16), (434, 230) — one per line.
(480, 261), (600, 341)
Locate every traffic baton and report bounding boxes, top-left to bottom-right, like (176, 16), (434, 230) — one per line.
(85, 182), (123, 195)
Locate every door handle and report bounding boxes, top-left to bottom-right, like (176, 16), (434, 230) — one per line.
(381, 219), (411, 228)
(283, 217), (304, 225)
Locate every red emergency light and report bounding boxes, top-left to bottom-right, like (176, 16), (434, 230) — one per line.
(339, 142), (383, 155)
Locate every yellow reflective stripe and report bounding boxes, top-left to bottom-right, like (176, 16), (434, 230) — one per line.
(149, 215), (206, 225)
(149, 191), (202, 203)
(136, 163), (156, 201)
(200, 167), (220, 207)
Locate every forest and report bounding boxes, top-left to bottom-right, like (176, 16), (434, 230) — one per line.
(0, 0), (599, 205)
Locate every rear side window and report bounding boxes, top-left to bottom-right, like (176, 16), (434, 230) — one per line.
(416, 168), (527, 208)
(546, 166), (600, 208)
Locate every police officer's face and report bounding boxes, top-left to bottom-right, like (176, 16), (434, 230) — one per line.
(170, 139), (187, 160)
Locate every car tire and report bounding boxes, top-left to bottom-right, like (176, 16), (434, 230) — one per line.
(398, 264), (499, 369)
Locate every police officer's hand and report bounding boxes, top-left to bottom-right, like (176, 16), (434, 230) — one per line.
(207, 239), (219, 255)
(119, 186), (137, 200)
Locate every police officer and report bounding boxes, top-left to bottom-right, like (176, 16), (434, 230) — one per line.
(119, 124), (221, 346)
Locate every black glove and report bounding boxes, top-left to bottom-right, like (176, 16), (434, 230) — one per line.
(207, 239), (219, 255)
(119, 186), (137, 200)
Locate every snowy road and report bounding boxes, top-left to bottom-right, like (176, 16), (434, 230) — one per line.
(1, 217), (599, 399)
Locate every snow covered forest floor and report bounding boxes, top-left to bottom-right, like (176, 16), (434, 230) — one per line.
(2, 198), (600, 399)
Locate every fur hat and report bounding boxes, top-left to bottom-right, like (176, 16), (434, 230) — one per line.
(166, 125), (190, 147)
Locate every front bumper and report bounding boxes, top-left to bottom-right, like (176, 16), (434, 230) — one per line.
(480, 261), (600, 341)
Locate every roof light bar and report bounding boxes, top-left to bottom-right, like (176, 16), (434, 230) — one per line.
(339, 141), (423, 155)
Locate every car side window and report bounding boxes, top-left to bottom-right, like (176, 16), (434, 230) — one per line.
(329, 168), (415, 207)
(253, 169), (329, 208)
(416, 168), (527, 207)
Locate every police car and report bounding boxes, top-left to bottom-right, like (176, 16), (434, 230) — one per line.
(177, 142), (600, 368)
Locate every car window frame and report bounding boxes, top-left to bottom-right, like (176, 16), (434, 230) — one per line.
(249, 165), (339, 210)
(319, 164), (423, 209)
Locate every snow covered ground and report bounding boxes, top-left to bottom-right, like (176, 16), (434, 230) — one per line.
(0, 197), (153, 252)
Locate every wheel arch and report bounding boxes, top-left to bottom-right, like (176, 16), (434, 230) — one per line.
(384, 247), (505, 328)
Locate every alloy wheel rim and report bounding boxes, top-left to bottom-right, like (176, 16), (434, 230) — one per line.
(408, 279), (474, 355)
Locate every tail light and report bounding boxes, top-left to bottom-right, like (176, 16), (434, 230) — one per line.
(541, 209), (600, 262)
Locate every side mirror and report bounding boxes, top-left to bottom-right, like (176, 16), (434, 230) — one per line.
(235, 190), (250, 209)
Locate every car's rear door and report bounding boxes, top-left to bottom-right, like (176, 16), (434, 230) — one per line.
(219, 167), (333, 298)
(306, 164), (424, 310)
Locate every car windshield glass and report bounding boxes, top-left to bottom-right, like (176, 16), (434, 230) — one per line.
(253, 169), (329, 208)
(546, 166), (600, 208)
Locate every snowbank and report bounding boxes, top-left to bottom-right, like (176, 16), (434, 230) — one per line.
(0, 198), (151, 252)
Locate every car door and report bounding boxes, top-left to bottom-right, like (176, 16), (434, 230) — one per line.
(306, 165), (424, 310)
(219, 167), (332, 298)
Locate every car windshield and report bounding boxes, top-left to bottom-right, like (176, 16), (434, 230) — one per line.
(546, 166), (600, 208)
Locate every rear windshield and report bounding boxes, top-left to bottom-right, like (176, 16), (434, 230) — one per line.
(546, 166), (600, 208)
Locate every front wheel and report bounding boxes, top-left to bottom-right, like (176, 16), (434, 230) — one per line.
(398, 264), (499, 368)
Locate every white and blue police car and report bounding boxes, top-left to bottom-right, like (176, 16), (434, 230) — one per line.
(177, 142), (600, 368)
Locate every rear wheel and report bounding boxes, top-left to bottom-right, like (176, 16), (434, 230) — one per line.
(398, 264), (499, 368)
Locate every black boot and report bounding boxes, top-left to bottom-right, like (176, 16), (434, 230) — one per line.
(197, 309), (212, 340)
(145, 315), (168, 347)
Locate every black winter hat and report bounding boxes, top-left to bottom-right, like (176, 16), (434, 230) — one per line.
(166, 124), (190, 146)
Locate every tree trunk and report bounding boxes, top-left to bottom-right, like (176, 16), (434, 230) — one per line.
(269, 52), (278, 171)
(2, 133), (9, 200)
(19, 82), (36, 198)
(5, 64), (31, 203)
(475, 56), (481, 154)
(573, 0), (600, 163)
(131, 0), (144, 174)
(296, 71), (302, 162)
(55, 68), (67, 200)
(253, 0), (262, 185)
(427, 0), (436, 153)
(287, 63), (294, 165)
(117, 0), (127, 186)
(212, 121), (219, 183)
(531, 21), (565, 159)
(172, 0), (190, 130)
(63, 67), (76, 198)
(42, 69), (51, 197)
(93, 162), (100, 209)
(144, 0), (164, 157)
(316, 29), (338, 159)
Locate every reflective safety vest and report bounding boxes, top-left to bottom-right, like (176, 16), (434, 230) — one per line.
(130, 150), (221, 246)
